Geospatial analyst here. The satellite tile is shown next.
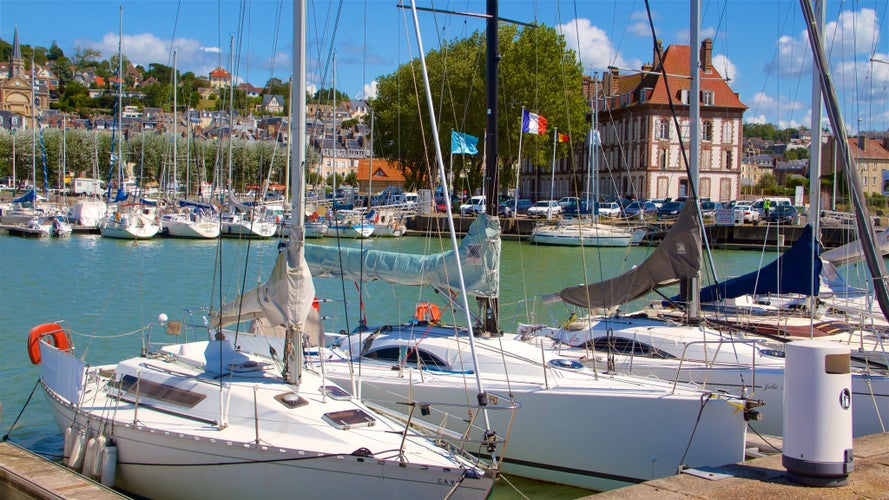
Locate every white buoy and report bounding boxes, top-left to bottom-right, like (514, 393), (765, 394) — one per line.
(87, 435), (107, 479)
(782, 340), (853, 487)
(99, 440), (117, 487)
(63, 426), (75, 461)
(66, 427), (87, 470)
(82, 436), (99, 478)
(158, 312), (168, 323)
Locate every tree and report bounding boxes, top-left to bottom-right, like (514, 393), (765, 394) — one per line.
(48, 41), (65, 61)
(371, 24), (587, 192)
(756, 173), (778, 193)
(312, 88), (350, 104)
(73, 47), (102, 69)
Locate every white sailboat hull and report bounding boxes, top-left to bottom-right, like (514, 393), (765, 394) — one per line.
(37, 339), (494, 500)
(221, 220), (277, 238)
(161, 217), (220, 239)
(100, 217), (159, 239)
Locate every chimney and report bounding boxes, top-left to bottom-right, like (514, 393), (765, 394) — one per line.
(653, 40), (664, 69)
(700, 38), (713, 73)
(641, 62), (653, 73)
(605, 66), (620, 97)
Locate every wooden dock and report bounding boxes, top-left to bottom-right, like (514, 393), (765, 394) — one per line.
(592, 432), (889, 499)
(0, 442), (129, 500)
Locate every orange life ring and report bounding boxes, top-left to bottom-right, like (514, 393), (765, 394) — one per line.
(415, 302), (441, 323)
(312, 297), (320, 314)
(28, 322), (70, 365)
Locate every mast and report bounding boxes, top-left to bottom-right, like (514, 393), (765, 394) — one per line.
(332, 54), (338, 205)
(478, 0), (500, 335)
(117, 6), (123, 193)
(31, 59), (36, 195)
(687, 0), (701, 320)
(807, 0), (824, 331)
(799, 0), (889, 321)
(173, 49), (178, 198)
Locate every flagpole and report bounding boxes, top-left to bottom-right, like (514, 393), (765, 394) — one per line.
(550, 127), (558, 219)
(514, 107), (525, 218)
(449, 130), (454, 198)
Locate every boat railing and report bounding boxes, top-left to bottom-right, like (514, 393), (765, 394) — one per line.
(670, 338), (766, 394)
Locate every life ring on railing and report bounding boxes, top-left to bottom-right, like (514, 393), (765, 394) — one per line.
(415, 302), (441, 323)
(28, 322), (70, 365)
(312, 297), (320, 314)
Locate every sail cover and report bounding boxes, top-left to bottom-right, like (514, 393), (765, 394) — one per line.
(306, 214), (501, 298)
(694, 224), (822, 302)
(559, 202), (702, 309)
(215, 226), (316, 328)
(13, 189), (35, 203)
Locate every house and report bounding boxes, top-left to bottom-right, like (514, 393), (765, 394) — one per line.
(259, 94), (285, 114)
(822, 136), (889, 196)
(209, 67), (231, 89)
(531, 38), (747, 203)
(239, 83), (263, 98)
(355, 158), (405, 193)
(0, 109), (24, 132)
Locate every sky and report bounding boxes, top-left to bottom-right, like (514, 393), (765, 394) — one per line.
(1, 1), (888, 132)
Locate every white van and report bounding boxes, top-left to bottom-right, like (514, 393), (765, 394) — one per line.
(459, 195), (486, 216)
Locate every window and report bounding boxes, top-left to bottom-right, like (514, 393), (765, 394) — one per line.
(591, 337), (676, 359)
(702, 90), (715, 106)
(681, 120), (690, 141)
(679, 178), (689, 198)
(722, 122), (732, 143)
(657, 176), (669, 198)
(723, 150), (733, 169)
(702, 121), (713, 141)
(720, 179), (732, 201)
(680, 89), (689, 104)
(657, 119), (670, 140)
(364, 347), (450, 369)
(701, 149), (711, 170)
(700, 178), (711, 199)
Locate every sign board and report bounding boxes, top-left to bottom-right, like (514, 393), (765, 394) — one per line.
(715, 207), (736, 226)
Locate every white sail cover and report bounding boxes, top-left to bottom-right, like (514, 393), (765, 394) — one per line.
(216, 226), (316, 328)
(306, 214), (501, 298)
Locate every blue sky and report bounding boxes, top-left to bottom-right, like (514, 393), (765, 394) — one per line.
(1, 1), (887, 132)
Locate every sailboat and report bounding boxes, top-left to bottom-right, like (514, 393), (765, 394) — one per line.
(263, 3), (748, 492)
(532, 0), (889, 438)
(99, 7), (160, 240)
(27, 3), (495, 498)
(160, 51), (220, 239)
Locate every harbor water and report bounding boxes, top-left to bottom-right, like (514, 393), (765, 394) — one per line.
(0, 231), (820, 498)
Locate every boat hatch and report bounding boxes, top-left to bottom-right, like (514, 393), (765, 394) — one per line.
(322, 409), (376, 430)
(321, 385), (352, 400)
(591, 337), (676, 359)
(363, 346), (450, 369)
(548, 359), (584, 370)
(275, 392), (309, 409)
(113, 374), (206, 408)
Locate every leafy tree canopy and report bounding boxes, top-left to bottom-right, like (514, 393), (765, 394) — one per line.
(371, 24), (588, 192)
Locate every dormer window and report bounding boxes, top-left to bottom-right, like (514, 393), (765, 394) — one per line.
(702, 90), (715, 106)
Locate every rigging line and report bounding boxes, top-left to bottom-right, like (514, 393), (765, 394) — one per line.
(319, 0), (345, 92)
(167, 0), (183, 66)
(1, 379), (41, 442)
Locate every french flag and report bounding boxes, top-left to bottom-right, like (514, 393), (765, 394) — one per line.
(521, 109), (547, 135)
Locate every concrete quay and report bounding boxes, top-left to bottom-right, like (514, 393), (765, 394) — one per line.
(592, 432), (889, 499)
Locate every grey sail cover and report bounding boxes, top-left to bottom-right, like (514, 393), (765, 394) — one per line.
(306, 214), (501, 298)
(559, 202), (701, 309)
(215, 226), (317, 329)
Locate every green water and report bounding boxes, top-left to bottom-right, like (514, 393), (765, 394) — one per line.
(0, 232), (783, 498)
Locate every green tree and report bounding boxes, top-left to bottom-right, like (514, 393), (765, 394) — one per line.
(48, 41), (65, 61)
(372, 24), (587, 192)
(312, 88), (350, 104)
(756, 173), (778, 193)
(73, 47), (102, 69)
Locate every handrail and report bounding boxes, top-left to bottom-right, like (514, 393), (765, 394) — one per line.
(670, 338), (764, 393)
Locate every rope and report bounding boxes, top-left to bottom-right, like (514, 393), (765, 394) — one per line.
(677, 391), (713, 469)
(2, 378), (40, 442)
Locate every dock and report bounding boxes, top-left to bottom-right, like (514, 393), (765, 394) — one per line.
(592, 432), (889, 499)
(0, 441), (129, 500)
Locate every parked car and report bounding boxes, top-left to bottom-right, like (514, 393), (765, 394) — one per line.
(657, 201), (685, 220)
(527, 200), (562, 218)
(699, 200), (720, 219)
(732, 200), (760, 223)
(499, 198), (533, 216)
(621, 201), (658, 219)
(648, 198), (668, 209)
(435, 194), (463, 213)
(767, 205), (799, 224)
(562, 199), (593, 216)
(459, 195), (486, 216)
(557, 196), (579, 208)
(596, 201), (622, 217)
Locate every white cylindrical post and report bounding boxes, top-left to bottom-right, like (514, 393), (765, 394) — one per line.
(782, 340), (853, 487)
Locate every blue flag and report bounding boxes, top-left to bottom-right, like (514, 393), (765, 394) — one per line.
(451, 130), (479, 155)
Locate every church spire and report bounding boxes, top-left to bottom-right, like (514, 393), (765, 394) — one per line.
(10, 26), (25, 78)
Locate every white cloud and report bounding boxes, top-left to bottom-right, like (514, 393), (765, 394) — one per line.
(711, 54), (737, 82)
(744, 114), (768, 125)
(556, 18), (629, 71)
(358, 80), (378, 100)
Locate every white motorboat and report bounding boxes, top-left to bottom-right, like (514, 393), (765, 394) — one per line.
(8, 215), (72, 238)
(529, 219), (641, 247)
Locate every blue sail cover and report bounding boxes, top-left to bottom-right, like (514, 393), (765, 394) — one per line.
(114, 188), (128, 202)
(695, 224), (822, 302)
(13, 189), (35, 203)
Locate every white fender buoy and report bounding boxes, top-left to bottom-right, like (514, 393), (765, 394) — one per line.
(99, 441), (117, 487)
(67, 428), (87, 470)
(63, 426), (75, 462)
(82, 436), (99, 478)
(87, 435), (107, 479)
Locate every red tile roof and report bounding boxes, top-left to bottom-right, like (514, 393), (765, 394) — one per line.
(209, 66), (231, 78)
(356, 158), (404, 183)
